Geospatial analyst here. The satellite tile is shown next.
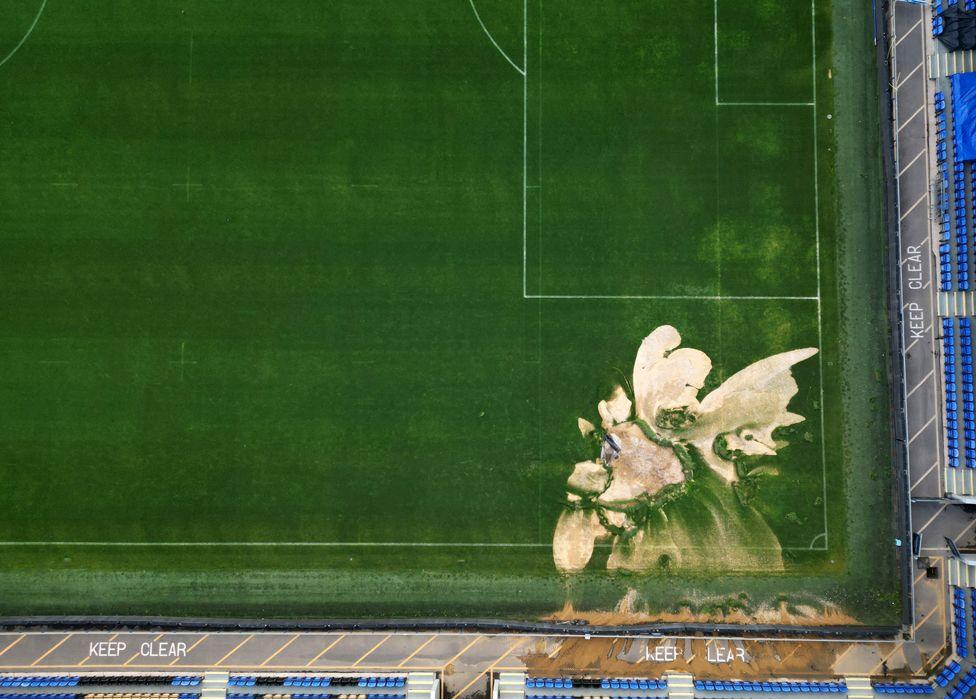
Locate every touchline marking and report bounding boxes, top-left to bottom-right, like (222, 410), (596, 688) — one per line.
(0, 540), (825, 551)
(521, 0), (527, 295)
(810, 0), (828, 550)
(467, 0), (525, 76)
(0, 0), (48, 69)
(717, 102), (814, 107)
(525, 294), (819, 301)
(713, 0), (719, 104)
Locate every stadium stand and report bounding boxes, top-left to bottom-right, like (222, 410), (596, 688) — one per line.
(228, 695), (402, 699)
(934, 661), (963, 687)
(933, 2), (976, 49)
(525, 679), (667, 691)
(935, 91), (953, 292)
(953, 587), (971, 658)
(0, 678), (81, 688)
(871, 683), (934, 695)
(692, 680), (846, 693)
(227, 677), (405, 690)
(940, 666), (976, 698)
(944, 318), (961, 468)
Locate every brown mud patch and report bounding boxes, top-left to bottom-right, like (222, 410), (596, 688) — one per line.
(542, 600), (858, 627)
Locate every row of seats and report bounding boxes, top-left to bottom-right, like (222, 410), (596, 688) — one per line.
(934, 1), (976, 37)
(597, 680), (666, 691)
(233, 678), (403, 690)
(227, 695), (400, 699)
(0, 678), (80, 688)
(83, 694), (198, 699)
(942, 666), (976, 699)
(935, 660), (962, 687)
(935, 0), (976, 14)
(525, 679), (666, 691)
(942, 318), (970, 468)
(77, 679), (194, 688)
(353, 679), (402, 689)
(955, 319), (976, 468)
(953, 587), (971, 657)
(871, 683), (933, 694)
(526, 679), (574, 689)
(528, 696), (663, 699)
(693, 681), (845, 693)
(932, 89), (976, 292)
(936, 91), (955, 291)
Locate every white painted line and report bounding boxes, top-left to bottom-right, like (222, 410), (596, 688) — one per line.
(810, 0), (828, 549)
(898, 149), (926, 177)
(896, 61), (924, 90)
(525, 294), (819, 301)
(911, 460), (941, 492)
(899, 193), (927, 220)
(521, 0), (527, 295)
(917, 504), (948, 534)
(904, 324), (931, 353)
(955, 516), (976, 542)
(0, 540), (822, 551)
(908, 414), (936, 444)
(0, 0), (47, 69)
(717, 102), (814, 107)
(713, 0), (719, 105)
(467, 0), (525, 76)
(906, 369), (934, 398)
(895, 18), (923, 47)
(898, 104), (925, 132)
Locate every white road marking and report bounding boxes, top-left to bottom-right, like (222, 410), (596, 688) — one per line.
(899, 193), (927, 220)
(898, 104), (925, 132)
(896, 61), (924, 90)
(906, 369), (934, 398)
(908, 415), (936, 444)
(895, 18), (923, 47)
(899, 149), (926, 176)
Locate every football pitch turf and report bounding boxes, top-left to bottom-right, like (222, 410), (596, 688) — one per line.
(0, 0), (899, 623)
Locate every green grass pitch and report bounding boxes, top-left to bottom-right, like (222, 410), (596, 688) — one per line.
(0, 0), (898, 622)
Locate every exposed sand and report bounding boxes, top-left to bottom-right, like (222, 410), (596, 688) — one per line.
(543, 599), (858, 627)
(685, 347), (819, 482)
(513, 634), (884, 680)
(599, 424), (685, 502)
(551, 325), (817, 574)
(552, 510), (609, 572)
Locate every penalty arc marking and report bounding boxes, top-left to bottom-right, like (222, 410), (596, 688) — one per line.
(0, 0), (48, 70)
